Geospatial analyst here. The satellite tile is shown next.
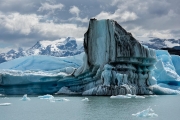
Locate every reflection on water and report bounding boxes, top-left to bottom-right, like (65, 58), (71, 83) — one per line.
(0, 95), (180, 120)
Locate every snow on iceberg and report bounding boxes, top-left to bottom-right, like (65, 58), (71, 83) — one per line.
(38, 94), (54, 99)
(132, 107), (158, 118)
(0, 103), (11, 106)
(20, 94), (31, 101)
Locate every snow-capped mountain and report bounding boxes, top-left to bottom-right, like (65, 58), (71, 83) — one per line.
(0, 37), (84, 63)
(140, 38), (180, 49)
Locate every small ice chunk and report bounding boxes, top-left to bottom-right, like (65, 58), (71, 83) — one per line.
(20, 94), (31, 101)
(81, 97), (89, 101)
(54, 98), (70, 102)
(132, 107), (158, 118)
(110, 95), (131, 99)
(38, 94), (54, 99)
(135, 96), (145, 99)
(50, 98), (70, 102)
(0, 103), (11, 106)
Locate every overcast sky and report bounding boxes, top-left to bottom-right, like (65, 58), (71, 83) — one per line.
(0, 0), (180, 52)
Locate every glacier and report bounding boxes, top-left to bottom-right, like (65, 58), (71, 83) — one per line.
(0, 53), (83, 70)
(0, 53), (83, 94)
(0, 19), (180, 95)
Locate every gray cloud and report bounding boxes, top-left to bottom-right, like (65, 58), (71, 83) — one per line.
(0, 0), (180, 53)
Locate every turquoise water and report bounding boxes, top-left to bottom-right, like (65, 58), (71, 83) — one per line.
(0, 95), (180, 120)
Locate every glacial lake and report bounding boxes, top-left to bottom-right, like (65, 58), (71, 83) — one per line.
(0, 95), (180, 120)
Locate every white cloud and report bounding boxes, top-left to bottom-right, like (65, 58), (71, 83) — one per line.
(35, 22), (86, 38)
(69, 6), (80, 17)
(68, 17), (89, 23)
(95, 9), (138, 22)
(68, 6), (89, 23)
(0, 12), (39, 35)
(129, 27), (175, 39)
(38, 2), (64, 12)
(0, 12), (86, 38)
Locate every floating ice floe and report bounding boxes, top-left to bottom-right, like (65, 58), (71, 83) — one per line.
(38, 94), (54, 100)
(81, 97), (89, 101)
(55, 98), (70, 101)
(0, 103), (11, 106)
(132, 107), (158, 118)
(20, 94), (31, 101)
(110, 95), (131, 99)
(51, 98), (70, 102)
(110, 94), (145, 99)
(135, 96), (145, 99)
(126, 94), (136, 98)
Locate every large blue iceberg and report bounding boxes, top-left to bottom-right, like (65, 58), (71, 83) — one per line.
(0, 19), (180, 95)
(58, 19), (157, 95)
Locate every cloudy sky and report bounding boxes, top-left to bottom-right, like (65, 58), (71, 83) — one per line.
(0, 0), (180, 53)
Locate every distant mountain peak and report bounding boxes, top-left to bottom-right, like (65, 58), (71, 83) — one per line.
(0, 37), (84, 63)
(140, 38), (180, 49)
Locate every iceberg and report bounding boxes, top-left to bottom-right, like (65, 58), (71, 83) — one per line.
(20, 94), (31, 101)
(152, 50), (180, 91)
(0, 19), (179, 95)
(58, 19), (157, 95)
(0, 53), (83, 71)
(132, 107), (158, 118)
(0, 53), (84, 94)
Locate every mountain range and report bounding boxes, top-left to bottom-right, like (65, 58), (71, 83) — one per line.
(140, 38), (180, 49)
(0, 37), (84, 63)
(0, 37), (180, 64)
